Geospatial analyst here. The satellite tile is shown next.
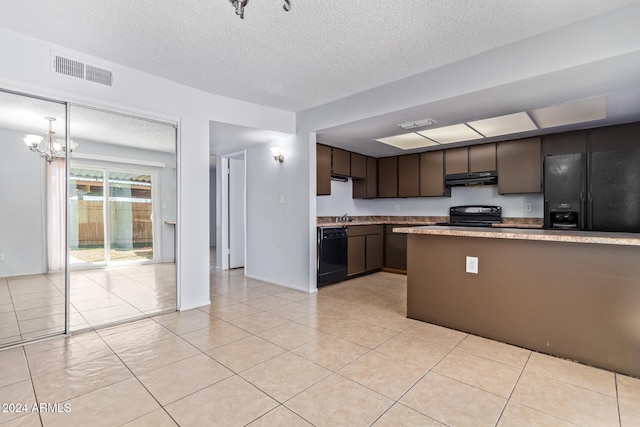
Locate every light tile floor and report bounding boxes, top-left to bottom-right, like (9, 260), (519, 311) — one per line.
(0, 265), (638, 426)
(0, 263), (176, 345)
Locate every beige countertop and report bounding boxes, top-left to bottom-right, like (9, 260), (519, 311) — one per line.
(316, 216), (445, 228)
(317, 216), (543, 229)
(393, 225), (640, 246)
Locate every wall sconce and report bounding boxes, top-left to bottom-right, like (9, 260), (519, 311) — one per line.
(271, 147), (284, 163)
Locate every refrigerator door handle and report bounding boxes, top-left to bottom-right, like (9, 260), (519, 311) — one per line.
(586, 192), (593, 230)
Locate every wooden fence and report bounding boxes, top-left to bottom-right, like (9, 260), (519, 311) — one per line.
(73, 200), (152, 247)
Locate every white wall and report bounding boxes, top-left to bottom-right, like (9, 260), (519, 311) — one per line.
(0, 27), (295, 310)
(316, 179), (544, 218)
(244, 135), (311, 291)
(0, 128), (46, 277)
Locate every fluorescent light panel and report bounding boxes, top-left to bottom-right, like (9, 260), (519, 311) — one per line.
(378, 96), (607, 149)
(376, 133), (439, 150)
(417, 124), (483, 144)
(530, 96), (607, 129)
(467, 112), (537, 137)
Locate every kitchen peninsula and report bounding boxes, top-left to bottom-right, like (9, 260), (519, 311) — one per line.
(394, 225), (640, 377)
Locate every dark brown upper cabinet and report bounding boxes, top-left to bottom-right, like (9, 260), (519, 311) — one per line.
(445, 147), (469, 175)
(589, 122), (640, 152)
(350, 153), (366, 179)
(378, 156), (398, 198)
(352, 156), (378, 199)
(398, 154), (420, 197)
(366, 157), (378, 198)
(332, 148), (351, 176)
(445, 144), (496, 175)
(543, 130), (587, 156)
(420, 151), (449, 197)
(316, 144), (331, 196)
(497, 137), (542, 194)
(469, 143), (496, 172)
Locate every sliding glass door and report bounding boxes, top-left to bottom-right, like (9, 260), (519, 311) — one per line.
(70, 167), (155, 267)
(68, 104), (176, 329)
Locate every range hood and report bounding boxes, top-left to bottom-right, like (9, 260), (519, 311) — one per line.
(445, 171), (498, 187)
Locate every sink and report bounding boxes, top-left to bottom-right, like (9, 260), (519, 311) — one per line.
(335, 217), (355, 223)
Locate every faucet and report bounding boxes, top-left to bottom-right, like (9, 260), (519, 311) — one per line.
(337, 213), (350, 222)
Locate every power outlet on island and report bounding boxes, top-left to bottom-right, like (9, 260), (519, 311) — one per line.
(466, 256), (478, 274)
(524, 202), (532, 212)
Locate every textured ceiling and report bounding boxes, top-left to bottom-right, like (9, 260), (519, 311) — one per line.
(0, 0), (637, 112)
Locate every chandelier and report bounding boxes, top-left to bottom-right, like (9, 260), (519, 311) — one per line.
(229, 0), (291, 19)
(23, 117), (77, 163)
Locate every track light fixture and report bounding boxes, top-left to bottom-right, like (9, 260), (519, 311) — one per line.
(229, 0), (291, 19)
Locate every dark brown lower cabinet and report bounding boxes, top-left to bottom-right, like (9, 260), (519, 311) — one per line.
(365, 233), (383, 271)
(384, 225), (407, 271)
(348, 225), (383, 276)
(347, 236), (365, 276)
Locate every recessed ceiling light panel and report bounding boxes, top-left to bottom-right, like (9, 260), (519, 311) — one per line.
(530, 96), (607, 129)
(376, 133), (439, 150)
(467, 112), (537, 137)
(417, 124), (483, 144)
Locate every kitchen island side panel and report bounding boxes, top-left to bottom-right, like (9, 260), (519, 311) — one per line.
(407, 234), (640, 377)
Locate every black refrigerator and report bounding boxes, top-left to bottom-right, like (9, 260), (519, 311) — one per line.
(544, 148), (640, 232)
(588, 149), (640, 232)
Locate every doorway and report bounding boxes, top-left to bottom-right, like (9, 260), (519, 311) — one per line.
(220, 151), (246, 270)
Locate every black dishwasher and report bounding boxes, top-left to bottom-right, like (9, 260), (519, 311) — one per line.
(317, 227), (348, 286)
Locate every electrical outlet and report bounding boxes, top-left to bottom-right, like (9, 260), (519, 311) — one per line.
(466, 256), (478, 274)
(279, 193), (285, 204)
(0, 253), (4, 262)
(394, 204), (400, 212)
(524, 202), (532, 212)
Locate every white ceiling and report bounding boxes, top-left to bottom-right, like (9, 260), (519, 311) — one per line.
(1, 1), (639, 159)
(0, 0), (637, 112)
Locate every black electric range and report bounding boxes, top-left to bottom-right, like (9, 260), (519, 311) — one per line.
(436, 205), (502, 227)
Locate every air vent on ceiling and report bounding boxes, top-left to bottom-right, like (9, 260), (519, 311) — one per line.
(52, 54), (113, 87)
(85, 64), (113, 86)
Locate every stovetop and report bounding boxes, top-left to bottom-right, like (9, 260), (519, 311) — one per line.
(436, 205), (502, 227)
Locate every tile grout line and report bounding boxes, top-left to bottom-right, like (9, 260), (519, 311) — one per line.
(93, 326), (182, 426)
(494, 349), (532, 426)
(614, 373), (622, 427)
(21, 345), (44, 427)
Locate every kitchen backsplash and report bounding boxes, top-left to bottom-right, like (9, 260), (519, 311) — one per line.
(317, 178), (544, 218)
